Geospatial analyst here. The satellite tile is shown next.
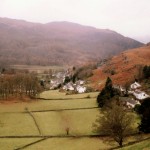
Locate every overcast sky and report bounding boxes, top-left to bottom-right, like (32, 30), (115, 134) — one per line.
(0, 0), (150, 43)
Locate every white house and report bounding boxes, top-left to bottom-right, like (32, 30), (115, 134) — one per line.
(76, 85), (86, 93)
(133, 90), (150, 100)
(120, 97), (140, 109)
(77, 80), (85, 85)
(68, 86), (74, 91)
(63, 85), (67, 90)
(50, 80), (55, 84)
(126, 99), (140, 108)
(63, 82), (74, 91)
(130, 82), (141, 90)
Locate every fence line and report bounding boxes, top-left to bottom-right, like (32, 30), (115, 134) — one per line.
(31, 106), (99, 113)
(0, 106), (99, 114)
(34, 97), (96, 101)
(110, 136), (150, 150)
(14, 138), (48, 150)
(26, 109), (42, 135)
(0, 134), (105, 138)
(0, 133), (142, 139)
(3, 134), (150, 150)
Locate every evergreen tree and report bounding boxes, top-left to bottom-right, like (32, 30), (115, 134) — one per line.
(143, 65), (150, 78)
(64, 76), (70, 84)
(97, 77), (115, 107)
(138, 98), (150, 133)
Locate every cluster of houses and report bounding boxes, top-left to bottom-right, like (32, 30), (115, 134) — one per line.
(46, 68), (150, 107)
(49, 70), (71, 90)
(62, 80), (86, 94)
(49, 70), (87, 94)
(115, 82), (150, 109)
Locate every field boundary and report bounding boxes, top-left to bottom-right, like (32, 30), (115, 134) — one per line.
(111, 136), (150, 150)
(31, 106), (99, 113)
(0, 134), (106, 138)
(35, 97), (96, 101)
(0, 133), (141, 139)
(1, 134), (150, 150)
(10, 135), (150, 150)
(14, 138), (48, 150)
(26, 110), (42, 135)
(0, 106), (99, 114)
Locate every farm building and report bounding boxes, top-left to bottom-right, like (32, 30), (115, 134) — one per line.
(76, 85), (86, 93)
(120, 97), (140, 109)
(130, 82), (141, 90)
(133, 90), (150, 100)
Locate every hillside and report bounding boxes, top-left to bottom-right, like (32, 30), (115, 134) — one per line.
(90, 45), (150, 89)
(0, 17), (143, 66)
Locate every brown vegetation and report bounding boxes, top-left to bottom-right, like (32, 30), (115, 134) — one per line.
(90, 45), (150, 90)
(0, 73), (42, 100)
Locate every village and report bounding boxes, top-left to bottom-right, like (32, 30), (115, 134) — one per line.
(114, 81), (150, 109)
(41, 69), (87, 94)
(41, 69), (150, 110)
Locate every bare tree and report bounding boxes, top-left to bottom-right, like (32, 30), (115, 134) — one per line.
(0, 73), (42, 100)
(93, 102), (134, 147)
(65, 127), (70, 135)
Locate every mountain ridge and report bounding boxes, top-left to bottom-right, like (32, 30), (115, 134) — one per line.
(0, 17), (144, 66)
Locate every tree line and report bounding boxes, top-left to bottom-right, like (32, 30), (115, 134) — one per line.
(0, 73), (42, 100)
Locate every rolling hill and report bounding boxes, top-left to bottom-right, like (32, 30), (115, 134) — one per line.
(90, 45), (150, 89)
(0, 17), (143, 66)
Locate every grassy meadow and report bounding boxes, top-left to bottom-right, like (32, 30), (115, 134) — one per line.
(0, 90), (149, 150)
(0, 138), (42, 150)
(33, 109), (100, 135)
(23, 137), (117, 150)
(38, 90), (99, 99)
(0, 113), (39, 136)
(0, 98), (97, 112)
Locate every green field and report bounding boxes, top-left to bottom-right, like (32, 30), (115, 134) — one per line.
(0, 113), (39, 136)
(0, 90), (149, 150)
(23, 137), (117, 150)
(33, 109), (100, 135)
(39, 90), (99, 99)
(0, 138), (42, 150)
(0, 99), (97, 113)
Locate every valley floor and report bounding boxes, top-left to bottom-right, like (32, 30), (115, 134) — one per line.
(0, 90), (149, 150)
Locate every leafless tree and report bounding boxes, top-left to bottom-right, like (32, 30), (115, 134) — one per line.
(93, 102), (134, 147)
(0, 73), (42, 100)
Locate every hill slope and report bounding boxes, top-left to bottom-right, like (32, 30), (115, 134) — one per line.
(90, 45), (150, 89)
(0, 18), (143, 66)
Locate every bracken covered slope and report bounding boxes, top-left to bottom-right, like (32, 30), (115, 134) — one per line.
(90, 45), (150, 89)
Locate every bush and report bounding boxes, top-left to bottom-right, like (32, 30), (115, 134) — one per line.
(110, 70), (116, 75)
